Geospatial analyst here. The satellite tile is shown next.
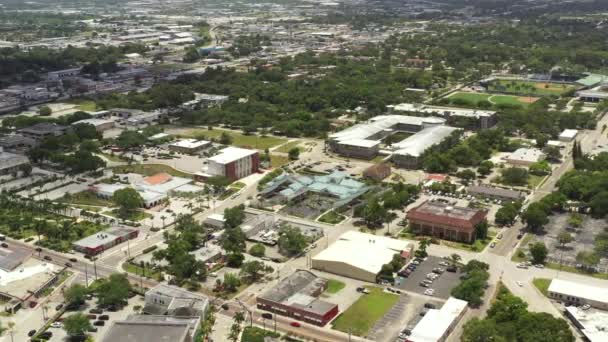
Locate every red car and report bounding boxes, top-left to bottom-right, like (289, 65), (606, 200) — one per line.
(290, 322), (301, 328)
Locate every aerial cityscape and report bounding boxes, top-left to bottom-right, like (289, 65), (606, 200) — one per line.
(0, 0), (608, 341)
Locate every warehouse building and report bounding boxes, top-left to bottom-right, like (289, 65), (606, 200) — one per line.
(389, 103), (497, 130)
(391, 126), (461, 169)
(406, 297), (468, 342)
(257, 270), (339, 326)
(168, 139), (211, 154)
(72, 118), (115, 132)
(73, 226), (138, 256)
(103, 315), (201, 342)
(563, 306), (608, 342)
(196, 147), (259, 181)
(0, 148), (29, 176)
(312, 231), (415, 283)
(548, 279), (608, 310)
(467, 185), (525, 202)
(328, 115), (447, 160)
(406, 200), (488, 243)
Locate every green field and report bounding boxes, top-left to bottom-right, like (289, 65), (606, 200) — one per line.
(110, 164), (192, 178)
(103, 209), (152, 221)
(66, 99), (97, 111)
(177, 128), (287, 150)
(325, 279), (346, 294)
(275, 140), (302, 153)
(318, 210), (346, 224)
(532, 278), (551, 296)
(448, 92), (532, 107)
(449, 92), (492, 103)
(270, 154), (290, 168)
(488, 79), (576, 96)
(332, 286), (399, 336)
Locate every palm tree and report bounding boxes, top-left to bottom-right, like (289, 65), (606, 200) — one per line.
(234, 311), (245, 325)
(160, 215), (167, 228)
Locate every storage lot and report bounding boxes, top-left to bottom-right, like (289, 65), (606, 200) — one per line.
(394, 256), (462, 299)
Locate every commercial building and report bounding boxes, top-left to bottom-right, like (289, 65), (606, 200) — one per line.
(389, 103), (497, 130)
(72, 226), (138, 256)
(0, 148), (29, 176)
(577, 89), (608, 102)
(144, 284), (209, 318)
(196, 147), (259, 181)
(548, 279), (608, 310)
(363, 163), (391, 181)
(312, 231), (415, 283)
(563, 306), (608, 342)
(189, 244), (223, 265)
(203, 213), (226, 229)
(72, 118), (115, 132)
(0, 135), (37, 152)
(18, 123), (68, 141)
(506, 148), (545, 166)
(391, 126), (461, 169)
(168, 139), (211, 154)
(406, 200), (488, 243)
(467, 185), (525, 202)
(257, 270), (339, 326)
(558, 129), (578, 142)
(103, 315), (201, 342)
(328, 115), (447, 160)
(406, 297), (468, 342)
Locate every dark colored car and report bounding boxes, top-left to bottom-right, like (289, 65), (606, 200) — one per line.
(43, 255), (52, 261)
(99, 314), (109, 320)
(39, 331), (53, 339)
(65, 262), (72, 267)
(93, 320), (105, 326)
(69, 258), (77, 263)
(221, 304), (229, 310)
(28, 329), (36, 337)
(1, 242), (8, 248)
(261, 313), (273, 320)
(446, 266), (457, 273)
(55, 304), (64, 311)
(90, 308), (103, 314)
(35, 247), (42, 252)
(87, 314), (97, 320)
(424, 303), (437, 309)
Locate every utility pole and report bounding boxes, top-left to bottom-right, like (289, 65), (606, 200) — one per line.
(85, 263), (89, 287)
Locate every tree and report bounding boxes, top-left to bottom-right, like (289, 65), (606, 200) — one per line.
(226, 252), (245, 268)
(240, 260), (272, 283)
(544, 146), (561, 162)
(500, 167), (529, 186)
(557, 231), (574, 249)
(39, 105), (52, 116)
(206, 176), (232, 194)
(63, 313), (92, 338)
(221, 227), (246, 254)
(183, 46), (200, 63)
(249, 243), (265, 257)
(590, 191), (608, 218)
(567, 213), (583, 227)
(529, 161), (551, 176)
(495, 202), (519, 226)
(116, 130), (146, 149)
(448, 253), (461, 268)
(529, 242), (548, 264)
(19, 163), (33, 177)
(223, 272), (241, 293)
(576, 251), (600, 271)
(96, 273), (131, 307)
(456, 169), (476, 185)
(219, 132), (233, 145)
(462, 318), (505, 342)
(477, 160), (494, 176)
(474, 221), (489, 240)
(288, 147), (300, 160)
(415, 238), (431, 259)
(228, 323), (241, 342)
(112, 188), (143, 218)
(224, 205), (245, 228)
(277, 225), (307, 256)
(522, 203), (549, 232)
(363, 197), (387, 228)
(516, 312), (574, 342)
(64, 284), (89, 308)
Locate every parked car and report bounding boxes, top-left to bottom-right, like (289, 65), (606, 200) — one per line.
(50, 322), (63, 328)
(55, 304), (64, 311)
(582, 304), (591, 310)
(490, 242), (496, 248)
(99, 314), (110, 320)
(87, 327), (98, 333)
(446, 266), (457, 273)
(1, 242), (7, 248)
(39, 331), (52, 339)
(28, 330), (36, 337)
(290, 322), (301, 328)
(65, 262), (72, 267)
(419, 281), (429, 287)
(424, 303), (437, 309)
(43, 255), (52, 261)
(69, 258), (77, 263)
(89, 308), (102, 314)
(261, 313), (273, 320)
(221, 304), (229, 310)
(93, 320), (105, 326)
(87, 314), (97, 320)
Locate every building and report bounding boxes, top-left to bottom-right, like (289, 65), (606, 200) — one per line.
(389, 103), (497, 130)
(363, 163), (391, 181)
(0, 135), (37, 152)
(47, 68), (81, 81)
(406, 297), (468, 342)
(103, 315), (201, 342)
(563, 306), (608, 342)
(406, 200), (488, 243)
(548, 279), (608, 310)
(391, 126), (461, 169)
(0, 148), (29, 176)
(196, 147), (259, 181)
(189, 244), (223, 265)
(144, 284), (209, 318)
(506, 148), (545, 166)
(312, 231), (415, 282)
(257, 270), (339, 326)
(203, 213), (226, 229)
(18, 123), (68, 141)
(72, 118), (115, 132)
(72, 226), (138, 256)
(328, 115), (447, 160)
(467, 185), (525, 202)
(168, 139), (211, 154)
(559, 129), (578, 142)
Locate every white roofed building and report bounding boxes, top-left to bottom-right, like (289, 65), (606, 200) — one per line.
(168, 139), (211, 154)
(312, 231), (415, 282)
(548, 279), (608, 310)
(391, 126), (461, 169)
(559, 129), (578, 142)
(407, 297), (468, 342)
(506, 148), (546, 166)
(196, 147), (259, 181)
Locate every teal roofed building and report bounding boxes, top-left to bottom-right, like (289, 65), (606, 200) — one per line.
(576, 73), (608, 88)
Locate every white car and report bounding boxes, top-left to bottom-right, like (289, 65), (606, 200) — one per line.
(50, 322), (63, 328)
(516, 281), (524, 287)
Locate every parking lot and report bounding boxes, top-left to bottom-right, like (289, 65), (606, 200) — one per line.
(394, 256), (462, 300)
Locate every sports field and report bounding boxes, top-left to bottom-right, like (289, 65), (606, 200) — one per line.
(488, 79), (576, 96)
(448, 92), (537, 107)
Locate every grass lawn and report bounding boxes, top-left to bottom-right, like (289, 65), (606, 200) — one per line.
(511, 233), (533, 262)
(318, 210), (346, 224)
(100, 153), (128, 163)
(241, 327), (280, 342)
(103, 209), (152, 221)
(231, 182), (246, 190)
(332, 286), (399, 336)
(270, 154), (290, 168)
(441, 230), (497, 253)
(491, 95), (531, 107)
(60, 191), (114, 207)
(122, 262), (162, 280)
(527, 174), (546, 189)
(489, 79), (576, 96)
(325, 279), (346, 294)
(66, 99), (97, 111)
(275, 140), (301, 153)
(532, 278), (551, 296)
(178, 128), (287, 150)
(449, 92), (532, 107)
(449, 92), (491, 104)
(110, 164), (192, 178)
(218, 188), (237, 200)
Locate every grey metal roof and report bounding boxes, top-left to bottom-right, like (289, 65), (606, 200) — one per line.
(329, 115), (445, 143)
(392, 126), (460, 157)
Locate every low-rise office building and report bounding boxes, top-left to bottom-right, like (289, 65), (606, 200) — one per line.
(467, 185), (525, 202)
(506, 148), (545, 166)
(144, 284), (209, 318)
(0, 148), (29, 176)
(406, 200), (488, 243)
(389, 103), (497, 130)
(103, 315), (201, 342)
(0, 135), (37, 152)
(559, 129), (578, 142)
(196, 147), (259, 181)
(548, 279), (608, 310)
(169, 139), (211, 154)
(18, 123), (68, 141)
(72, 226), (138, 256)
(257, 270), (339, 326)
(406, 297), (468, 342)
(391, 126), (460, 169)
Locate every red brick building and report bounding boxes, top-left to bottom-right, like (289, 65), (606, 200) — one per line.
(406, 200), (488, 243)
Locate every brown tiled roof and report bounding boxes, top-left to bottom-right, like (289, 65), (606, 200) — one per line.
(406, 201), (487, 233)
(144, 173), (172, 185)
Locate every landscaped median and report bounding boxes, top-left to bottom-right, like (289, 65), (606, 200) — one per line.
(331, 286), (399, 336)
